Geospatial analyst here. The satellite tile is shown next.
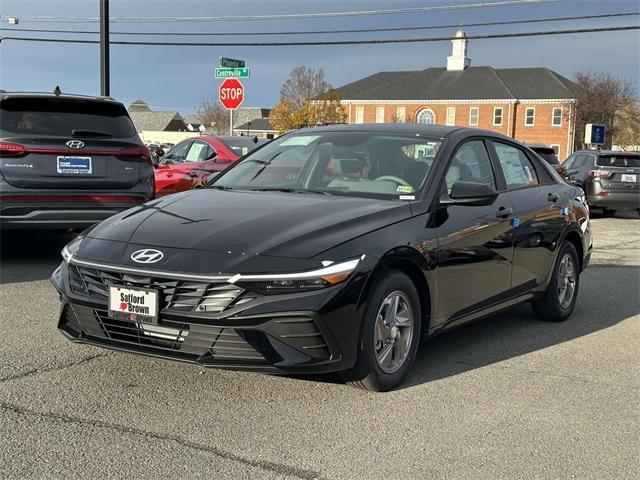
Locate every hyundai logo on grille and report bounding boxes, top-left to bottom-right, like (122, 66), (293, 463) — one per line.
(131, 249), (164, 264)
(66, 140), (85, 149)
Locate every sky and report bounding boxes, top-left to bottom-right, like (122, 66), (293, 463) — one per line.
(0, 0), (638, 114)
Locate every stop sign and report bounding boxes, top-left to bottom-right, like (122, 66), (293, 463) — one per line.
(219, 78), (244, 110)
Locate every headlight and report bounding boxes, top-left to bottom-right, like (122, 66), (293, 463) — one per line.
(61, 236), (84, 263)
(229, 257), (363, 295)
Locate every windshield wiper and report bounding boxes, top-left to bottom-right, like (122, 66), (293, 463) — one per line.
(252, 187), (332, 196)
(71, 129), (112, 138)
(208, 185), (234, 191)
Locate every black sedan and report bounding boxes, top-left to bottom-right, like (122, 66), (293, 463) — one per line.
(51, 125), (592, 391)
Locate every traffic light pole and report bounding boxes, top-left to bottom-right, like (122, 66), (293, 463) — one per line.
(100, 0), (110, 96)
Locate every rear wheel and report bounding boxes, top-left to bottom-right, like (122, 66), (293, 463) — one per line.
(341, 270), (421, 392)
(531, 241), (580, 322)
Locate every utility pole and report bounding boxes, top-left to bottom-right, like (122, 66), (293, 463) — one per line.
(100, 0), (110, 96)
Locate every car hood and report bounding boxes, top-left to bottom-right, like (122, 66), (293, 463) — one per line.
(86, 189), (412, 260)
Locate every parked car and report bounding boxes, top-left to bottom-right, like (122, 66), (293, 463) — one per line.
(562, 150), (640, 215)
(53, 125), (591, 391)
(159, 143), (173, 154)
(0, 91), (154, 229)
(526, 143), (564, 175)
(153, 135), (262, 195)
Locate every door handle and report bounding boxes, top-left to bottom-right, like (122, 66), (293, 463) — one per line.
(547, 192), (559, 202)
(496, 207), (513, 218)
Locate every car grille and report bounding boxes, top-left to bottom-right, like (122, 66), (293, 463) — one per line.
(70, 265), (250, 314)
(63, 304), (267, 364)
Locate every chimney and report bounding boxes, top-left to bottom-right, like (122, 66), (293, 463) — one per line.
(447, 30), (471, 71)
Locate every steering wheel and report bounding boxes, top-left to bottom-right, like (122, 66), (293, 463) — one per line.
(374, 175), (411, 187)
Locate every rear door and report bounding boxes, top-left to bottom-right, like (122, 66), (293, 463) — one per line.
(595, 153), (640, 194)
(0, 96), (145, 190)
(489, 140), (565, 291)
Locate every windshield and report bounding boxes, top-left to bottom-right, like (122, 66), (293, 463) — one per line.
(0, 97), (137, 137)
(212, 131), (442, 199)
(219, 137), (262, 157)
(596, 154), (640, 168)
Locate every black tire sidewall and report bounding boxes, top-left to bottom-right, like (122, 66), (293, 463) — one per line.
(354, 270), (422, 391)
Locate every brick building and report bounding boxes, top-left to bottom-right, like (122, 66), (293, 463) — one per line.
(336, 30), (578, 160)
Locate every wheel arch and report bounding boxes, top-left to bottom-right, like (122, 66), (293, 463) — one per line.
(561, 228), (584, 271)
(358, 247), (433, 338)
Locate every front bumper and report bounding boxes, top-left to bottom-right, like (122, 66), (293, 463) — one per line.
(51, 258), (369, 374)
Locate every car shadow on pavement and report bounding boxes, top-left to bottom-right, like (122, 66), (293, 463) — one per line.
(402, 263), (640, 389)
(0, 230), (76, 284)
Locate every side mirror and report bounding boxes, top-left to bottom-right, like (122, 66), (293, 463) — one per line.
(442, 181), (499, 206)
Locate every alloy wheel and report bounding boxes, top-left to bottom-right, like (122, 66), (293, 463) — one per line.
(557, 253), (577, 309)
(374, 291), (414, 374)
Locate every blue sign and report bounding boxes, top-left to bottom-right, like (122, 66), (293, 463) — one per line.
(585, 124), (606, 145)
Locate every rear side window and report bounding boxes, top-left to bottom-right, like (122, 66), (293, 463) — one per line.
(596, 154), (640, 168)
(219, 137), (261, 157)
(492, 142), (539, 189)
(0, 97), (137, 137)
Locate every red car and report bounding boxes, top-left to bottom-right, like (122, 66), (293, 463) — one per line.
(154, 135), (260, 196)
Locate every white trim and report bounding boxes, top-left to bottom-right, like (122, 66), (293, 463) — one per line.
(228, 257), (362, 283)
(354, 106), (364, 124)
(468, 106), (479, 126)
(493, 107), (503, 126)
(396, 106), (406, 123)
(550, 144), (561, 156)
(340, 98), (576, 105)
(375, 106), (385, 123)
(552, 106), (562, 126)
(525, 107), (536, 126)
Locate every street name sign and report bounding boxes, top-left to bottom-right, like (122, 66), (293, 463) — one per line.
(220, 57), (245, 68)
(215, 67), (250, 78)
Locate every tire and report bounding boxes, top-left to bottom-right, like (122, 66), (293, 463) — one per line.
(603, 208), (617, 216)
(531, 241), (580, 322)
(340, 270), (422, 392)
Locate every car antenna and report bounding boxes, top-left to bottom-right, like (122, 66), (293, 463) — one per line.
(53, 86), (61, 96)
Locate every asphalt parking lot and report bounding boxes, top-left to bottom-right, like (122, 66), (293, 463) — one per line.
(1, 211), (638, 480)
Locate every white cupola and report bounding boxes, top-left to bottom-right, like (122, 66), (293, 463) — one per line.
(447, 29), (471, 71)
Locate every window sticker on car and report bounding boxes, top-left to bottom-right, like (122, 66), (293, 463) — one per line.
(279, 135), (320, 146)
(397, 185), (414, 193)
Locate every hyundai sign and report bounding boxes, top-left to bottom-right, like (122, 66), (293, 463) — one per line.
(584, 123), (606, 145)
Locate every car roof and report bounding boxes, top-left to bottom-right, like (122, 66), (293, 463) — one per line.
(0, 90), (122, 105)
(574, 149), (640, 156)
(289, 123), (515, 141)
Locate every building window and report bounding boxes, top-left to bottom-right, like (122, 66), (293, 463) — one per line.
(550, 145), (560, 156)
(417, 108), (436, 125)
(446, 107), (456, 126)
(469, 107), (479, 126)
(525, 107), (535, 126)
(493, 107), (503, 126)
(375, 107), (385, 123)
(396, 107), (406, 123)
(552, 107), (562, 126)
(355, 107), (364, 124)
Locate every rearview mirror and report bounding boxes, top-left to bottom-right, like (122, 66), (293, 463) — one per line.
(442, 181), (499, 206)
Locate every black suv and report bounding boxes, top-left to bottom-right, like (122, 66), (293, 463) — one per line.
(0, 91), (154, 229)
(562, 150), (640, 215)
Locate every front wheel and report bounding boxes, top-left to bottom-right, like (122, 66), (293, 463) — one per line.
(341, 270), (422, 392)
(531, 241), (580, 322)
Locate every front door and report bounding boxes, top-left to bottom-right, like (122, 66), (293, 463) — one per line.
(432, 139), (514, 325)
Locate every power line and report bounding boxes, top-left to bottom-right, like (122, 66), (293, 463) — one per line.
(0, 0), (563, 23)
(1, 25), (637, 47)
(1, 12), (636, 36)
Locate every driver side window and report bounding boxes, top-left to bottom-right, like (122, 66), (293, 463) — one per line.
(444, 140), (496, 194)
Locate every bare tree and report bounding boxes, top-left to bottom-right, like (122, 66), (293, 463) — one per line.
(197, 99), (230, 135)
(270, 66), (346, 132)
(573, 71), (638, 150)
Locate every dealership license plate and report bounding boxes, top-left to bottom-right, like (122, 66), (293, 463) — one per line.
(621, 174), (637, 182)
(57, 156), (92, 174)
(108, 286), (158, 324)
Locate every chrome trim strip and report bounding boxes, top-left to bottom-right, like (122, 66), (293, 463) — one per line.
(69, 256), (232, 282)
(228, 257), (363, 283)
